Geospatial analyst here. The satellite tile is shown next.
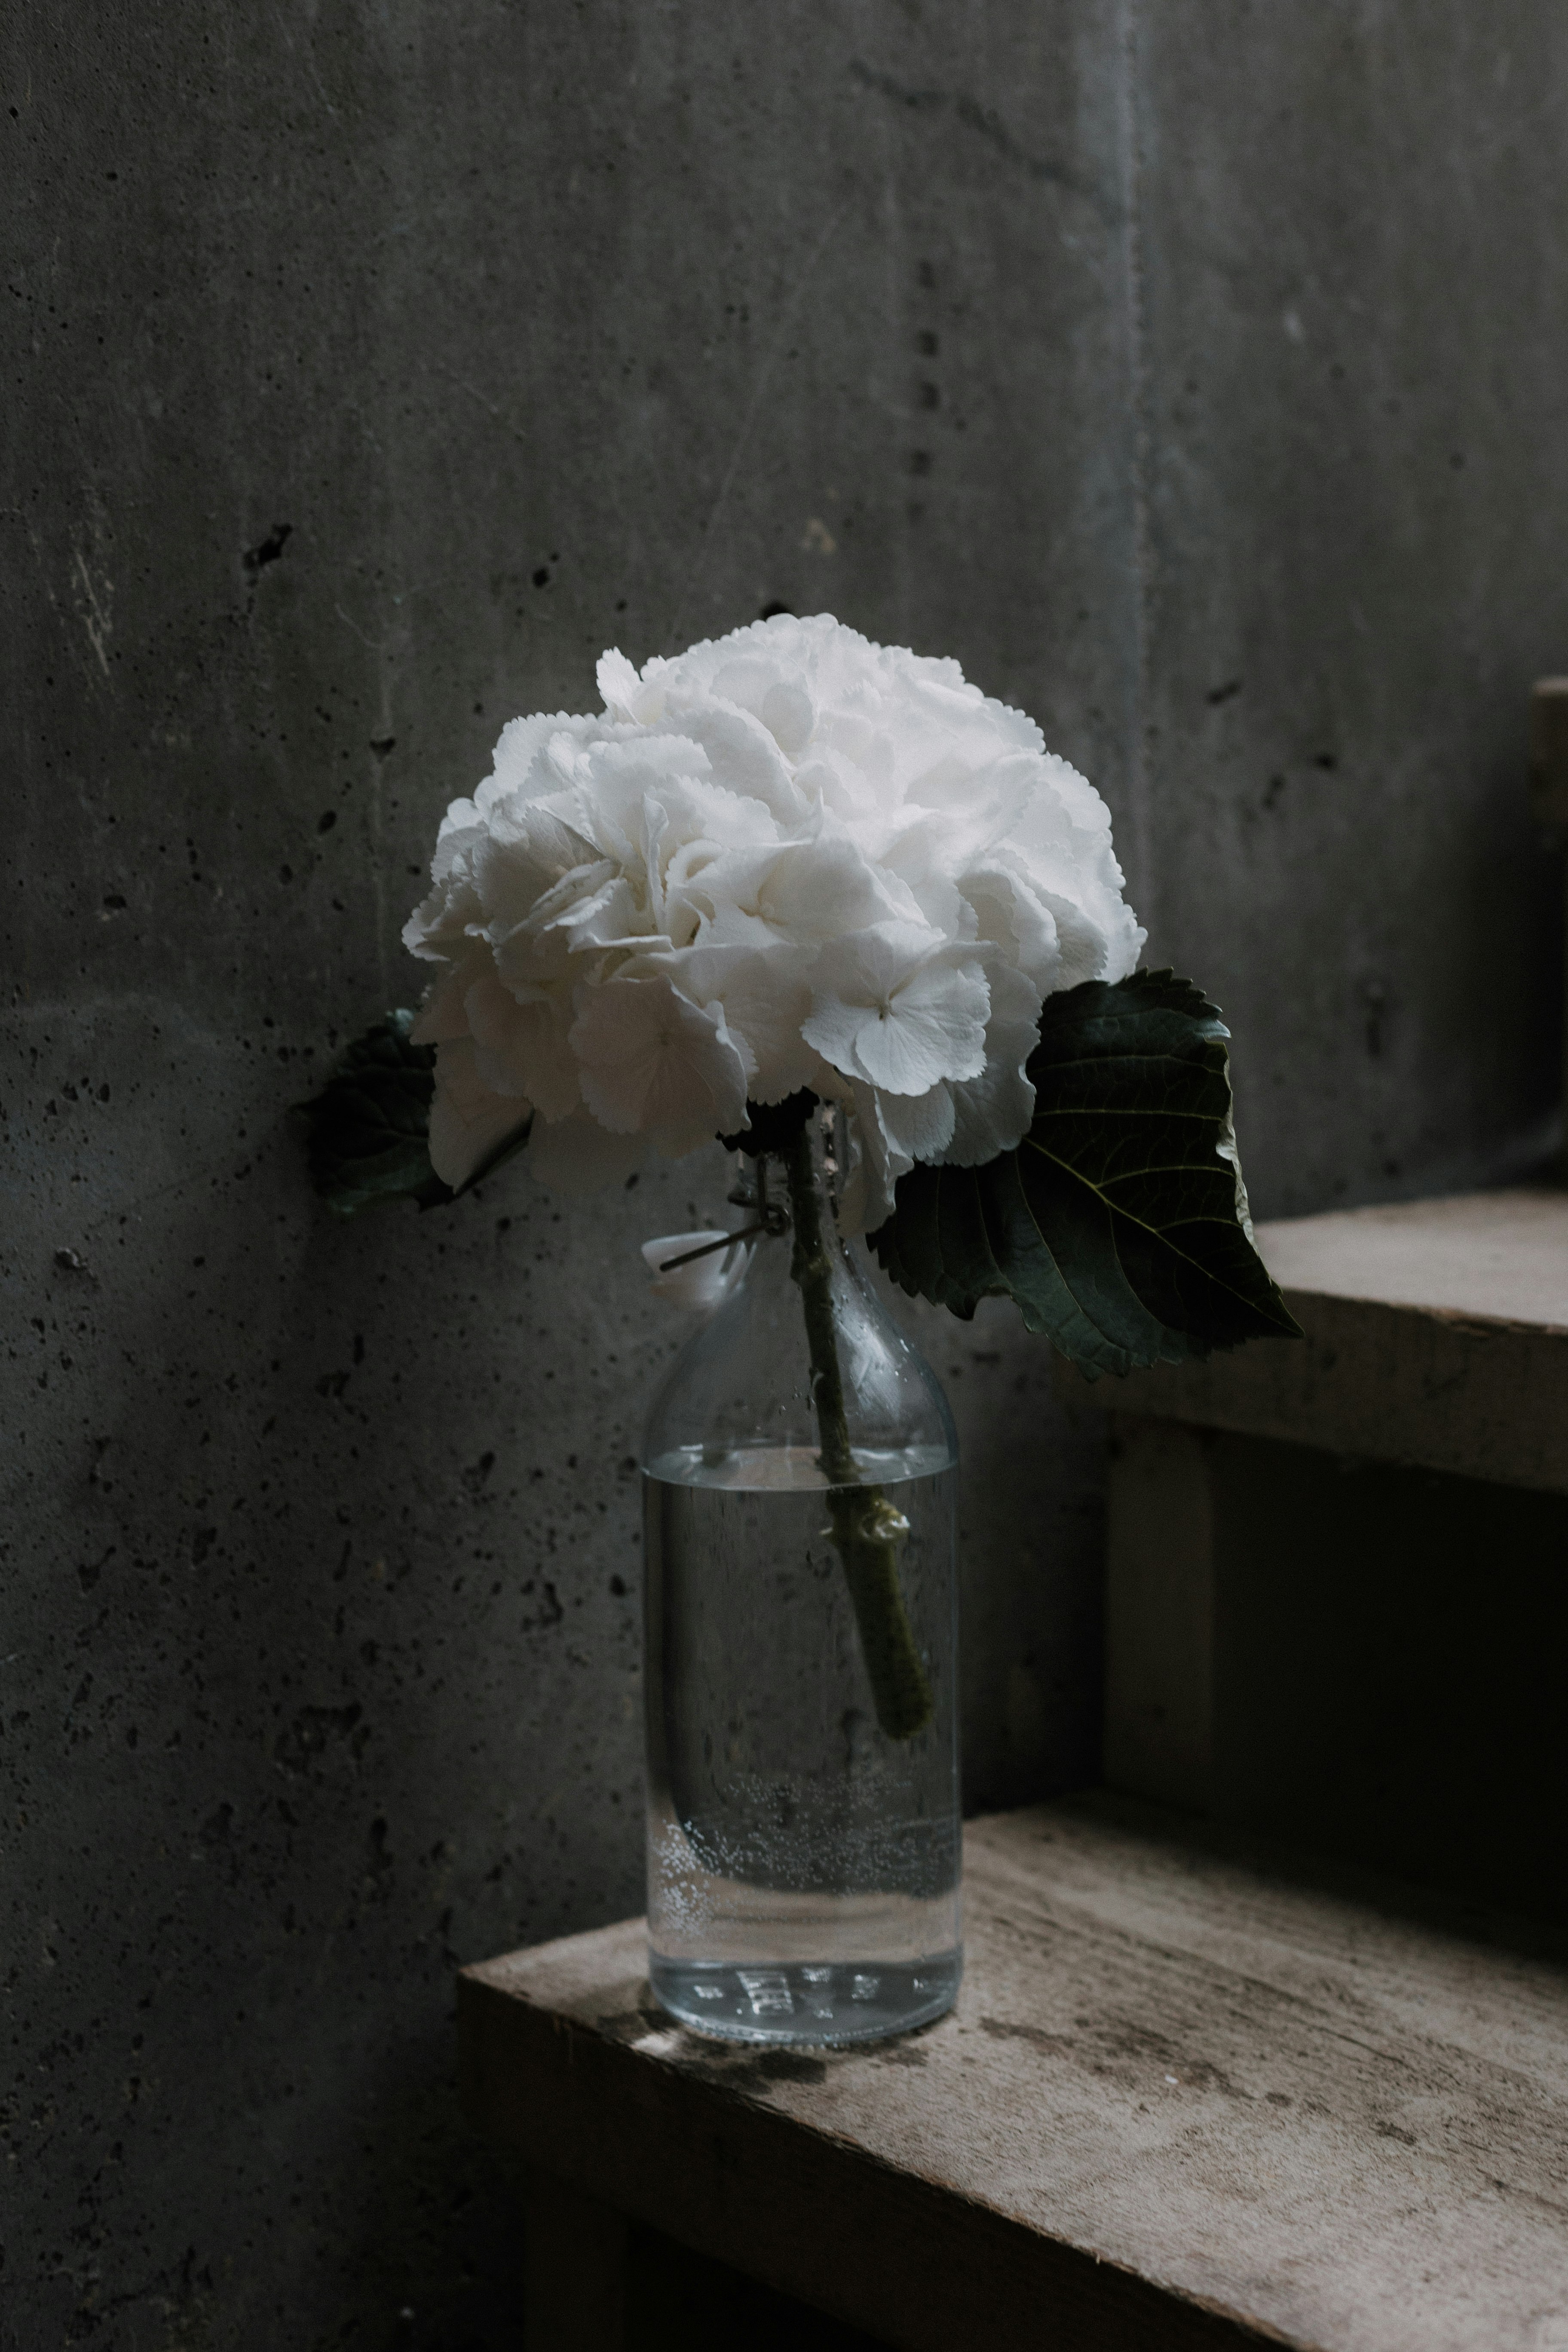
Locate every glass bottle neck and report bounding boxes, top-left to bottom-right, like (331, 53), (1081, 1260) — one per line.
(739, 1109), (854, 1273)
(640, 1102), (957, 1480)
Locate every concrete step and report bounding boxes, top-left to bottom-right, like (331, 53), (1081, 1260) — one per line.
(1060, 1183), (1568, 1492)
(459, 1798), (1568, 2351)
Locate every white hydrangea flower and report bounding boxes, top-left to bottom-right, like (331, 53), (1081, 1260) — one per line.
(404, 614), (1144, 1229)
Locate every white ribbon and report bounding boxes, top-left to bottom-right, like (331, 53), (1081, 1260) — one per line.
(640, 1230), (750, 1311)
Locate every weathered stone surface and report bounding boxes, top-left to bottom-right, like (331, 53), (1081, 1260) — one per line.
(6, 1), (1565, 2344)
(5, 5), (1126, 2343)
(1069, 1186), (1568, 1491)
(461, 1799), (1568, 2352)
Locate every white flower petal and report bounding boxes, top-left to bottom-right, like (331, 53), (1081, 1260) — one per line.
(466, 971), (581, 1123)
(936, 960), (1042, 1166)
(960, 856), (1062, 994)
(596, 648), (644, 722)
(471, 804), (600, 939)
(411, 952), (487, 1045)
(877, 1080), (958, 1164)
(403, 816), (487, 962)
(653, 698), (808, 827)
(688, 835), (898, 953)
(657, 939), (838, 1102)
(426, 1037), (531, 1190)
(570, 975), (749, 1148)
(802, 923), (990, 1096)
(407, 616), (1141, 1182)
(833, 1086), (907, 1237)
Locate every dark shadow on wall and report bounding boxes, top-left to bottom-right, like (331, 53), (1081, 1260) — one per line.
(329, 2046), (530, 2352)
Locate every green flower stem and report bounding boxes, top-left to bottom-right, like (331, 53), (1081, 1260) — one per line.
(782, 1123), (935, 1742)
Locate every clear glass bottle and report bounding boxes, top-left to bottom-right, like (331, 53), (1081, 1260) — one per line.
(640, 1108), (962, 2046)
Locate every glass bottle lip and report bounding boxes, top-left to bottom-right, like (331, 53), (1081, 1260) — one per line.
(729, 1103), (854, 1241)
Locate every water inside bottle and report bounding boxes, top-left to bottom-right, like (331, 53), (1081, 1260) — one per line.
(643, 1441), (961, 2046)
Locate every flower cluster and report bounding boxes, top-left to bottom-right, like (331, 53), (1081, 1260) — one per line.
(404, 615), (1143, 1229)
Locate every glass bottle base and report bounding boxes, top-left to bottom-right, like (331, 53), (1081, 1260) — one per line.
(649, 1950), (962, 2047)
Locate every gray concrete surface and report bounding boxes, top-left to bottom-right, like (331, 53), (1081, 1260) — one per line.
(4, 3), (1565, 2346)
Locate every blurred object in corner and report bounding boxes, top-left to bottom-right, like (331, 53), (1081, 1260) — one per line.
(1528, 675), (1568, 826)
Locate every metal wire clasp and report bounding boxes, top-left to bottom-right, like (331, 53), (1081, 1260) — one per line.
(657, 1156), (790, 1273)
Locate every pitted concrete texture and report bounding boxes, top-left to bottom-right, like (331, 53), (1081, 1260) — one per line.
(6, 2), (1566, 2346)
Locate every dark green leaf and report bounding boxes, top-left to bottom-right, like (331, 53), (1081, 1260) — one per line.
(294, 1010), (530, 1219)
(868, 969), (1302, 1378)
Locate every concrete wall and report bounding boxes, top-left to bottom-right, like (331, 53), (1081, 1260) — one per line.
(6, 3), (1564, 2345)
